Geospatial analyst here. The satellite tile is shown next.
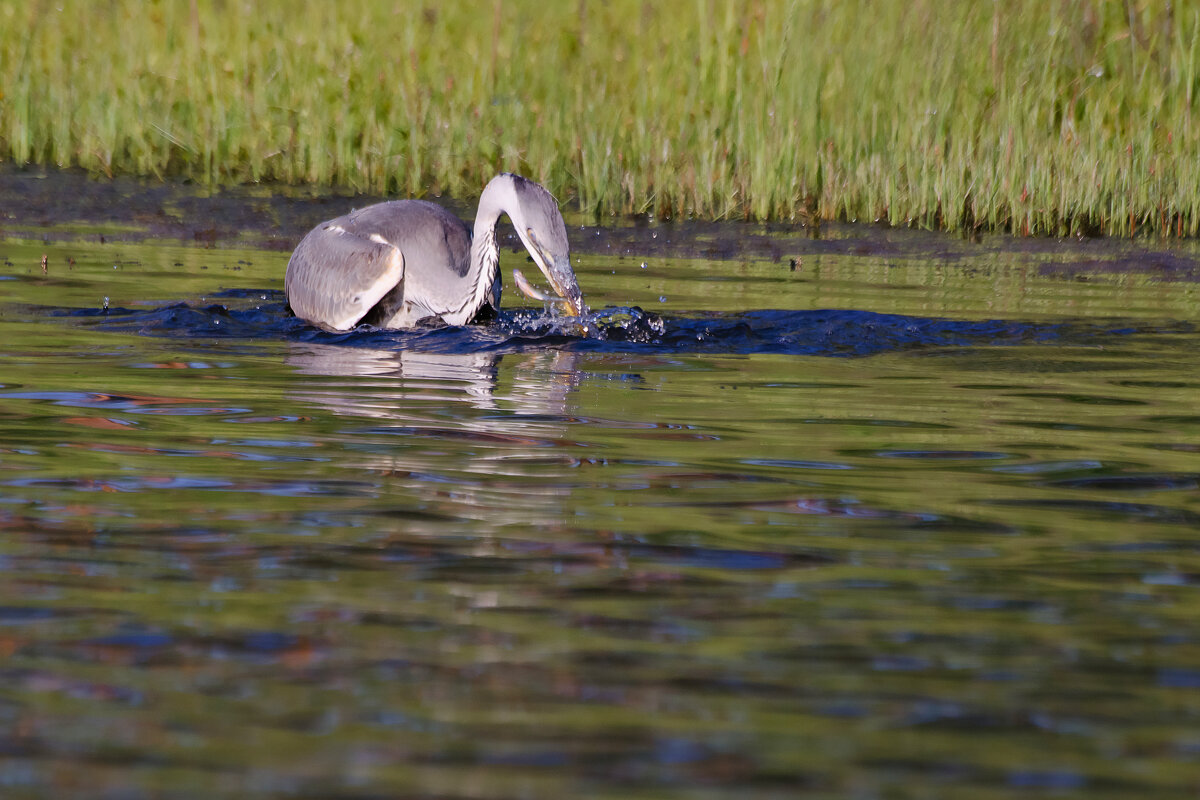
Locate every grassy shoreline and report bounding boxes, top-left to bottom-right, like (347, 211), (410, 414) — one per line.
(1, 0), (1196, 236)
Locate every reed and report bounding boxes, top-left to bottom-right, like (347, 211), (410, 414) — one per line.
(0, 0), (1195, 236)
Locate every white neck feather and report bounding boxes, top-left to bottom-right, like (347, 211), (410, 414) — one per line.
(459, 175), (520, 320)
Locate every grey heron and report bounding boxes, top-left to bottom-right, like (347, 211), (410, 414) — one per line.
(284, 173), (584, 331)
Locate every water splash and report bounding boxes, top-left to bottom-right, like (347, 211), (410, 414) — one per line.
(501, 304), (668, 344)
(52, 289), (1194, 357)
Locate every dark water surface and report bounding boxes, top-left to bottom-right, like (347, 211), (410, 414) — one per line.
(2, 173), (1200, 798)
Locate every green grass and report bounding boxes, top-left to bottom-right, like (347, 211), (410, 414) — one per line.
(1, 0), (1197, 236)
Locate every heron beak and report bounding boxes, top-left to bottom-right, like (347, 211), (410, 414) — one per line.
(543, 254), (585, 317)
(522, 229), (585, 317)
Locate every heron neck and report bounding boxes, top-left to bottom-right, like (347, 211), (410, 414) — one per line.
(465, 178), (513, 310)
(469, 199), (503, 284)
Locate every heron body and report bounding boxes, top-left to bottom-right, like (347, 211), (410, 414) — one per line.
(285, 173), (583, 331)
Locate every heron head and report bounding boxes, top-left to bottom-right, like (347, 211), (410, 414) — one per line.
(506, 175), (585, 317)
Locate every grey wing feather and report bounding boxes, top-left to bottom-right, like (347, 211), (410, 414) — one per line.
(343, 201), (473, 279)
(285, 218), (405, 331)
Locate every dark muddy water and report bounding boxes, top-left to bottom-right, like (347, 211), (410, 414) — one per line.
(1, 169), (1200, 798)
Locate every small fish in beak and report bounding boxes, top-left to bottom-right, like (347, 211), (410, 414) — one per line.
(513, 267), (583, 317)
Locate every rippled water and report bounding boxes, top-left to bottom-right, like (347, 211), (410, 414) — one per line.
(1, 209), (1200, 798)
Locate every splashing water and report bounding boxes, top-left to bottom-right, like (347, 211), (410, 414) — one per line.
(502, 303), (668, 343)
(51, 289), (1192, 357)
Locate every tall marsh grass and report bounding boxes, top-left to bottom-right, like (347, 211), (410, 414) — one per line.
(1, 0), (1196, 235)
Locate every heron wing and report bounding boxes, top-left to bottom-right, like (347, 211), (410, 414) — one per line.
(343, 201), (472, 279)
(285, 219), (405, 331)
(341, 201), (475, 325)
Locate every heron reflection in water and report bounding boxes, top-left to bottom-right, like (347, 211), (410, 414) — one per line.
(285, 173), (585, 331)
(284, 344), (587, 534)
(285, 345), (582, 416)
